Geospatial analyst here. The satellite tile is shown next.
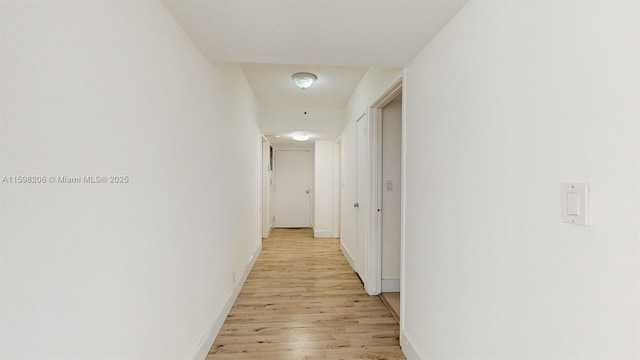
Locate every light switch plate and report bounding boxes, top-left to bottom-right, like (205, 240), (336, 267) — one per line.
(561, 183), (589, 226)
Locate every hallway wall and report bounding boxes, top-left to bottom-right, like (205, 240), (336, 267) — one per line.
(314, 141), (334, 238)
(403, 1), (640, 358)
(0, 1), (261, 359)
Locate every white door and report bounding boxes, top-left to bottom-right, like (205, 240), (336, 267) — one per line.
(261, 140), (274, 238)
(356, 116), (367, 279)
(274, 150), (311, 228)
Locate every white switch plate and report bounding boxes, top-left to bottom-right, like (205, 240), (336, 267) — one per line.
(561, 183), (589, 226)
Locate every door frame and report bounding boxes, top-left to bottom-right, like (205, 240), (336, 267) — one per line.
(273, 148), (313, 228)
(363, 77), (404, 296)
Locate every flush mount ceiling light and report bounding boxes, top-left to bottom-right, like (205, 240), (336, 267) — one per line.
(292, 72), (317, 89)
(292, 134), (310, 141)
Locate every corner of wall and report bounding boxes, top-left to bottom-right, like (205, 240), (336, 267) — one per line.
(400, 331), (424, 360)
(192, 245), (262, 360)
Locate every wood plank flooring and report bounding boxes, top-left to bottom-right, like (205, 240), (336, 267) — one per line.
(207, 228), (406, 360)
(379, 293), (400, 324)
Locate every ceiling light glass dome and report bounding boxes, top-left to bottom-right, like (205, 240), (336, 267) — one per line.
(292, 72), (317, 89)
(292, 134), (310, 141)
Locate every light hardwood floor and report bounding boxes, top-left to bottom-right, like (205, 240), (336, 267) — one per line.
(207, 228), (406, 360)
(379, 293), (400, 323)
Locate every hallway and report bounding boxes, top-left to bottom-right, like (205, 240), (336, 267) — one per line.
(208, 229), (405, 359)
(3, 2), (639, 359)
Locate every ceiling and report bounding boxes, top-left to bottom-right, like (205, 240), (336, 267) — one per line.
(162, 0), (468, 68)
(161, 0), (468, 144)
(241, 63), (369, 146)
(240, 63), (367, 108)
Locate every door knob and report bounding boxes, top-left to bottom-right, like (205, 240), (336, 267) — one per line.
(306, 189), (310, 194)
(353, 202), (359, 208)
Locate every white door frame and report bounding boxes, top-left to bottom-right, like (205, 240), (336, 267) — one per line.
(362, 78), (404, 296)
(273, 148), (312, 228)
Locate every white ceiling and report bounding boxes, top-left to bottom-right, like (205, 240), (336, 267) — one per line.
(161, 0), (468, 144)
(240, 63), (367, 108)
(162, 0), (468, 68)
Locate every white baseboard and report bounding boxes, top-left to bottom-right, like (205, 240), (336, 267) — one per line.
(381, 279), (400, 292)
(340, 241), (355, 271)
(192, 244), (261, 360)
(314, 229), (333, 238)
(400, 331), (424, 360)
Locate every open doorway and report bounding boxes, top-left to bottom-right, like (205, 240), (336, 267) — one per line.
(379, 92), (402, 322)
(345, 78), (403, 324)
(350, 78), (403, 323)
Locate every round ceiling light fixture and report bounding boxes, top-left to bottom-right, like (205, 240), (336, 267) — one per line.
(292, 72), (317, 89)
(292, 134), (310, 141)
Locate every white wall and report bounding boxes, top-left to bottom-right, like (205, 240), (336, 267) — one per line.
(313, 141), (334, 238)
(333, 139), (341, 238)
(403, 1), (640, 359)
(381, 100), (401, 284)
(0, 1), (262, 359)
(341, 68), (402, 269)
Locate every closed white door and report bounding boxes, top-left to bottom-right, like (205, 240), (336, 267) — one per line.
(356, 116), (367, 278)
(274, 150), (311, 228)
(261, 140), (274, 238)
